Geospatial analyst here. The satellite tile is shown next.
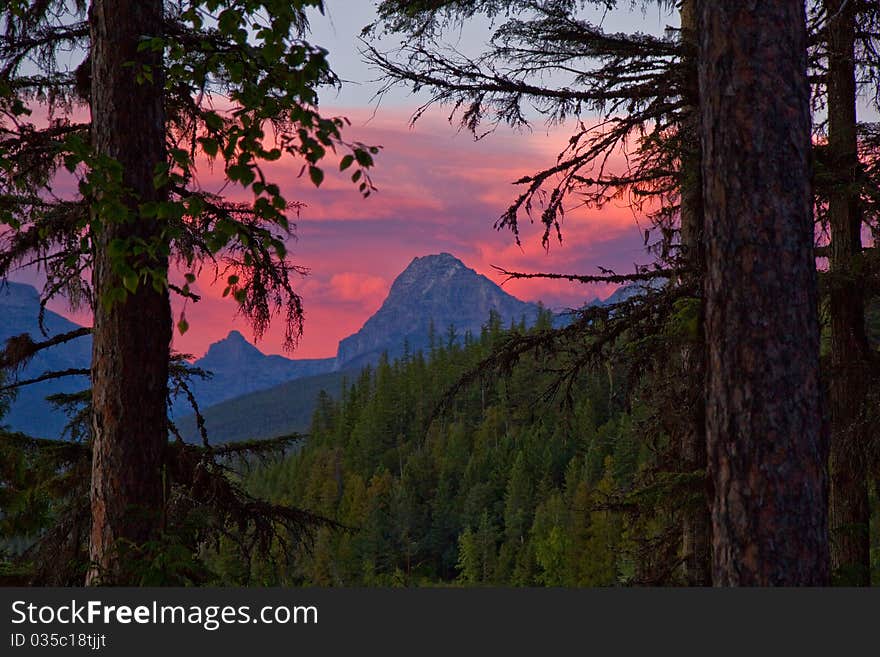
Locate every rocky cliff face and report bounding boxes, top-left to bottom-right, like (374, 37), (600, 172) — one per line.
(335, 253), (541, 369)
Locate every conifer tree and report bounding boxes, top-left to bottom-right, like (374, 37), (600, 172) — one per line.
(818, 0), (878, 586)
(676, 0), (709, 587)
(86, 0), (171, 586)
(366, 0), (710, 583)
(1, 0), (376, 584)
(699, 0), (829, 584)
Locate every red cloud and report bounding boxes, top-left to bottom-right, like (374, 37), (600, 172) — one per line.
(326, 272), (388, 304)
(31, 105), (649, 360)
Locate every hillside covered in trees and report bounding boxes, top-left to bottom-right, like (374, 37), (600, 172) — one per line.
(211, 308), (880, 586)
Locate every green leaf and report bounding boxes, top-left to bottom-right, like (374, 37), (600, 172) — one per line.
(203, 112), (223, 131)
(218, 9), (242, 34)
(308, 166), (324, 187)
(200, 138), (219, 157)
(170, 148), (190, 166)
(123, 273), (140, 294)
(153, 166), (169, 190)
(108, 238), (128, 258)
(186, 196), (205, 216)
(63, 154), (80, 173)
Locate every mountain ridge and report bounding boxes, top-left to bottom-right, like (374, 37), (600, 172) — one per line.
(334, 252), (542, 370)
(175, 330), (334, 415)
(0, 282), (92, 438)
(2, 254), (632, 441)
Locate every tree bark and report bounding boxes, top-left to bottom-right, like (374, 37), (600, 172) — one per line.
(825, 0), (871, 586)
(87, 0), (171, 585)
(678, 0), (711, 587)
(699, 0), (829, 585)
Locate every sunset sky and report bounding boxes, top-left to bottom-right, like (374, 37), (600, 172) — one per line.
(26, 2), (677, 359)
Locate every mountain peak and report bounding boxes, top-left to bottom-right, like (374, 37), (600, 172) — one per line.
(201, 329), (263, 366)
(173, 328), (335, 418)
(405, 253), (469, 270)
(335, 253), (540, 369)
(387, 253), (479, 300)
(409, 252), (462, 267)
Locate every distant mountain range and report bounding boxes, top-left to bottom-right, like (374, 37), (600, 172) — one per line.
(173, 253), (545, 441)
(0, 282), (91, 439)
(1, 253), (628, 441)
(174, 331), (334, 415)
(172, 253), (541, 416)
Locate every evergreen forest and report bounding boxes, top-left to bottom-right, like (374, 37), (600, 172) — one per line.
(3, 0), (880, 588)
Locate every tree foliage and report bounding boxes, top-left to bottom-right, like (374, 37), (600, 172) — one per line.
(0, 0), (377, 584)
(1, 0), (378, 345)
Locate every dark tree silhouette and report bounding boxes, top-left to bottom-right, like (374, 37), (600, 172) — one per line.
(822, 0), (872, 586)
(86, 0), (171, 585)
(700, 0), (829, 585)
(1, 0), (376, 584)
(366, 0), (711, 583)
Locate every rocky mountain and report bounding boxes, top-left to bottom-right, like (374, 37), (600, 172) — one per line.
(334, 253), (541, 370)
(0, 283), (335, 435)
(0, 282), (91, 438)
(174, 331), (334, 415)
(178, 252), (545, 413)
(2, 254), (637, 442)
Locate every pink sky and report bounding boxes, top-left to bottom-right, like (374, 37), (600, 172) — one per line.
(33, 106), (649, 360)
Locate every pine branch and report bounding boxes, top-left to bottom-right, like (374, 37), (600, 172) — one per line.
(490, 264), (675, 285)
(0, 368), (89, 392)
(0, 327), (90, 371)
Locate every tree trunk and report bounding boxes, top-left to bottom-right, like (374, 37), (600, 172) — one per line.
(825, 0), (871, 586)
(678, 0), (711, 587)
(87, 0), (171, 585)
(699, 0), (829, 585)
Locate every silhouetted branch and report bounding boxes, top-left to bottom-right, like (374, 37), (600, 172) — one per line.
(0, 367), (89, 392)
(1, 327), (91, 371)
(491, 264), (675, 285)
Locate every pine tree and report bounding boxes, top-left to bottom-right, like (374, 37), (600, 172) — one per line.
(699, 0), (829, 584)
(1, 0), (376, 584)
(503, 451), (533, 545)
(85, 0), (171, 586)
(366, 0), (713, 586)
(676, 0), (710, 587)
(823, 0), (872, 586)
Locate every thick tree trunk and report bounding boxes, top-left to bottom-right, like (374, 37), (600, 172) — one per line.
(678, 0), (711, 587)
(825, 0), (871, 586)
(87, 0), (171, 585)
(699, 0), (829, 585)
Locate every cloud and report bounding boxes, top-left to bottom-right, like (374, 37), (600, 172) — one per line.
(297, 271), (388, 310)
(29, 105), (649, 360)
(327, 272), (388, 304)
